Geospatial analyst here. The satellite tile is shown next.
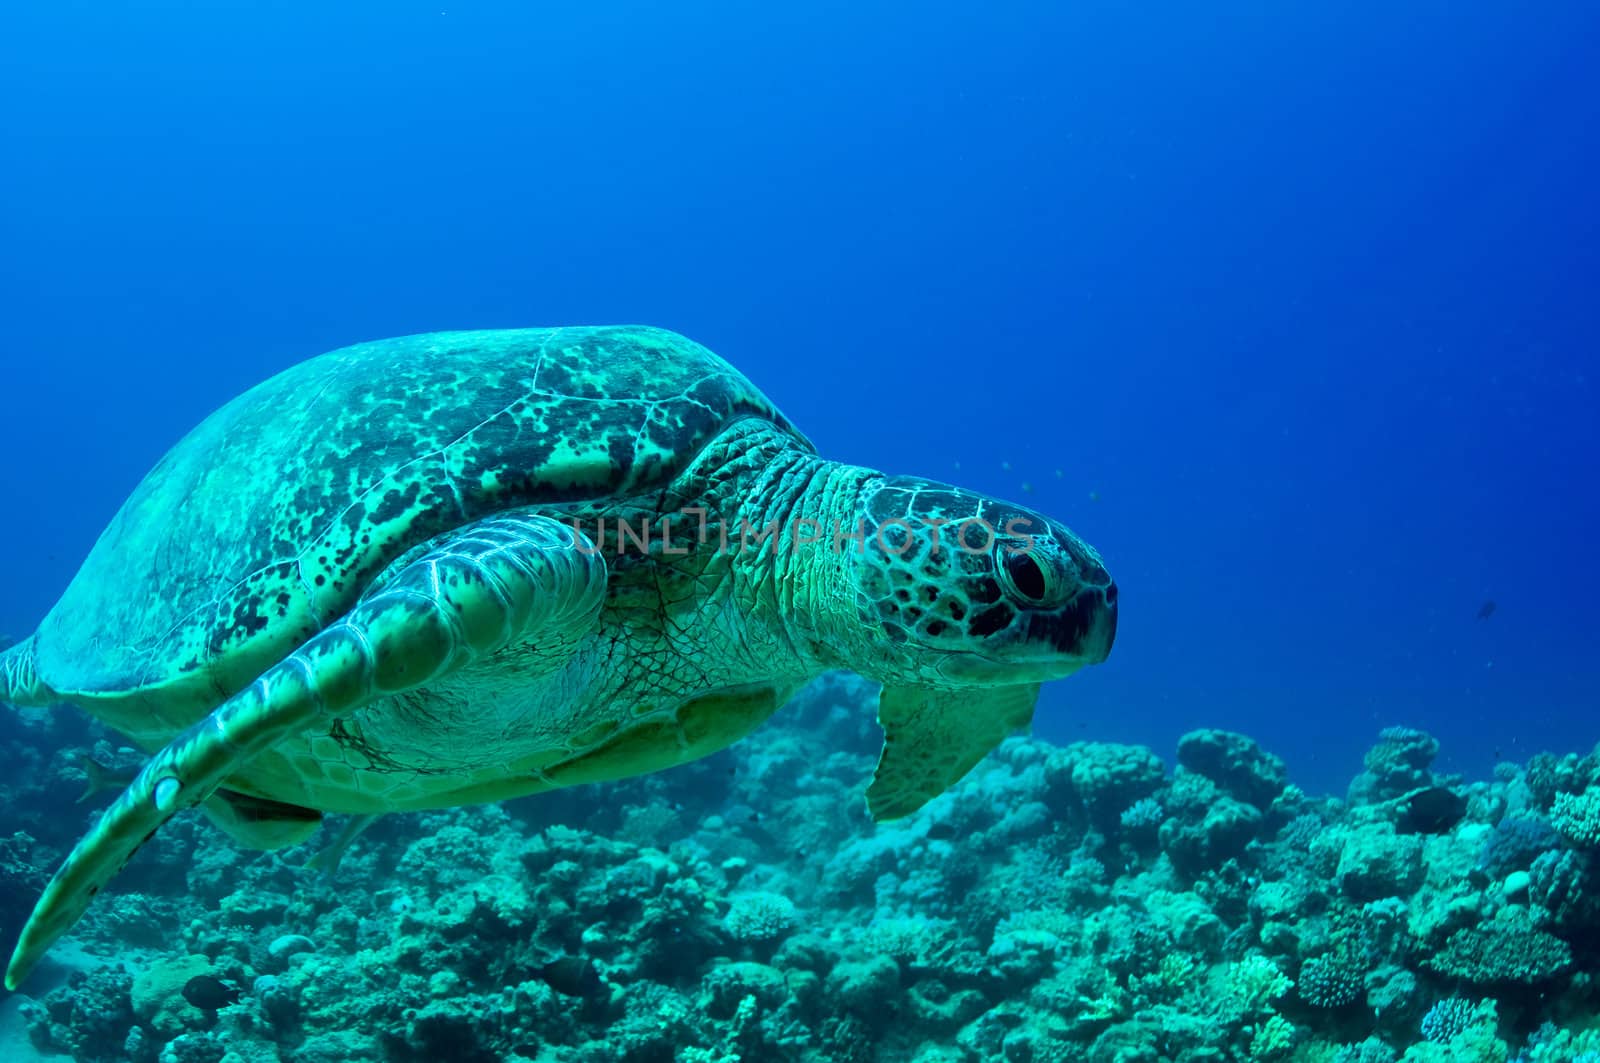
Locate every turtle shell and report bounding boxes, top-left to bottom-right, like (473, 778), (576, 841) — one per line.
(33, 326), (806, 737)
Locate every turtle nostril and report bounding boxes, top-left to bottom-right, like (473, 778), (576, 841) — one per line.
(1103, 582), (1118, 607)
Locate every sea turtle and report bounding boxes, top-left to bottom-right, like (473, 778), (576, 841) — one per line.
(0, 326), (1116, 987)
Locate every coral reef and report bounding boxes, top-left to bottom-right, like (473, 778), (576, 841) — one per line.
(2, 679), (1598, 1061)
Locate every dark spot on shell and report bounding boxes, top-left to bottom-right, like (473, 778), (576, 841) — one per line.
(369, 481), (424, 527)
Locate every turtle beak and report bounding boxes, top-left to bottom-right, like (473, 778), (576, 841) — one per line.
(1086, 581), (1117, 662)
(1026, 580), (1116, 666)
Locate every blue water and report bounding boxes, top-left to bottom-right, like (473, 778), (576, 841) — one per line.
(1, 1), (1596, 795)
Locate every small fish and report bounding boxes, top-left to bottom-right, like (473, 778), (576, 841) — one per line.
(182, 975), (242, 1012)
(1395, 786), (1467, 835)
(77, 756), (134, 804)
(538, 955), (602, 999)
(1476, 600), (1497, 620)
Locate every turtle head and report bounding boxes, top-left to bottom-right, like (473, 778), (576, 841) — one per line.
(839, 475), (1117, 686)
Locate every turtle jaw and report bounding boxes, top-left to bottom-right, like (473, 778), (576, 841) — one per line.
(1028, 579), (1118, 663)
(931, 582), (1117, 686)
(933, 652), (1087, 686)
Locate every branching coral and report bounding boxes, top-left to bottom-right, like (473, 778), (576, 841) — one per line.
(1426, 910), (1573, 986)
(1551, 788), (1600, 849)
(723, 891), (800, 944)
(1297, 953), (1366, 1009)
(9, 680), (1600, 1063)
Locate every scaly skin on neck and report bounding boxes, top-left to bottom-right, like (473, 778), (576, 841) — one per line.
(675, 421), (1120, 698)
(659, 419), (879, 680)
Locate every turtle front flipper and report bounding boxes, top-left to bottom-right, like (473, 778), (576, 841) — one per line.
(865, 683), (1041, 822)
(4, 513), (605, 989)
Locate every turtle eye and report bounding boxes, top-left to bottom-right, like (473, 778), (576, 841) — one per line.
(999, 551), (1050, 605)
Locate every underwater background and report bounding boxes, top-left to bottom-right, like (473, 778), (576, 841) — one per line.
(2, 2), (1598, 1061)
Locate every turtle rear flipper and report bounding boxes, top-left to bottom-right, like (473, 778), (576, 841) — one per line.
(201, 789), (325, 851)
(304, 812), (381, 875)
(4, 513), (605, 989)
(0, 637), (56, 708)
